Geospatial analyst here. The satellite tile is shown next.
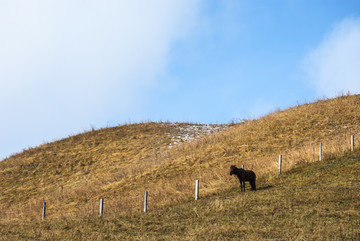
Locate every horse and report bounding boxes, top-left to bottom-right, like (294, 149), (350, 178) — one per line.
(230, 165), (256, 192)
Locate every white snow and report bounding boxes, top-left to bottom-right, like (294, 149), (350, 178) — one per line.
(166, 124), (227, 148)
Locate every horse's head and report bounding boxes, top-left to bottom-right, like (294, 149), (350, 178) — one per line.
(230, 165), (237, 175)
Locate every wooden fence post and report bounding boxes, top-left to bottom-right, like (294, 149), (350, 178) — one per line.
(99, 198), (104, 217)
(351, 135), (354, 152)
(278, 155), (282, 174)
(195, 180), (199, 200)
(144, 191), (148, 213)
(42, 201), (46, 220)
(319, 142), (322, 161)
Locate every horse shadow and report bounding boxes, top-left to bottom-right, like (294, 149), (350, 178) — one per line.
(256, 185), (273, 191)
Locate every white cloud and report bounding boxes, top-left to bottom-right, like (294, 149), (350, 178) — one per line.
(303, 17), (360, 97)
(0, 0), (200, 159)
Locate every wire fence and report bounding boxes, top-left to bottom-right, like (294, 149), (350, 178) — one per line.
(1, 135), (358, 221)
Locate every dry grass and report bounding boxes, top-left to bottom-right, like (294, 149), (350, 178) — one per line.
(1, 152), (359, 240)
(0, 122), (227, 219)
(0, 94), (360, 239)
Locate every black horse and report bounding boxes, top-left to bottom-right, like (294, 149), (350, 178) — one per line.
(230, 165), (256, 192)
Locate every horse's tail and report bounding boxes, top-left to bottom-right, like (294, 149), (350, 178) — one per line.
(250, 171), (256, 190)
(251, 180), (256, 190)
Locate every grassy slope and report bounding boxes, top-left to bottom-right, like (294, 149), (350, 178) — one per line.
(1, 152), (359, 240)
(0, 95), (360, 238)
(0, 122), (225, 217)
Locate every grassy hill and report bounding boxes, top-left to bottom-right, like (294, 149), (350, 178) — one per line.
(1, 94), (360, 239)
(1, 152), (359, 240)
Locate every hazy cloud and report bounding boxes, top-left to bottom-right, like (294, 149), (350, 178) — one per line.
(0, 0), (200, 159)
(303, 17), (360, 97)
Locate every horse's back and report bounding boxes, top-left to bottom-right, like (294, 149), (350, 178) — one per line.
(245, 170), (256, 180)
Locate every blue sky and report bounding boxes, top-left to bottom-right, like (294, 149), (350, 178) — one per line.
(1, 0), (360, 160)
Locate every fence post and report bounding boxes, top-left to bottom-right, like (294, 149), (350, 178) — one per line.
(351, 135), (354, 152)
(99, 198), (104, 217)
(42, 201), (46, 220)
(319, 142), (322, 161)
(144, 191), (148, 213)
(278, 155), (282, 174)
(195, 180), (199, 200)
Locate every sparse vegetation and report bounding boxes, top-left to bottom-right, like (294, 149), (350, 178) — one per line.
(0, 94), (360, 239)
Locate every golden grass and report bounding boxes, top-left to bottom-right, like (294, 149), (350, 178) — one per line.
(1, 152), (359, 240)
(1, 94), (360, 223)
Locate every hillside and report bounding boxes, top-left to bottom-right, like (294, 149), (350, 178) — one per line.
(0, 122), (226, 218)
(0, 95), (360, 227)
(1, 151), (359, 239)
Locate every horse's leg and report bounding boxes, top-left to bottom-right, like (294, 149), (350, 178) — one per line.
(240, 181), (243, 192)
(243, 181), (245, 192)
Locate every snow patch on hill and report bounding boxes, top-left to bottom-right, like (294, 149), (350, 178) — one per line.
(167, 124), (227, 148)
